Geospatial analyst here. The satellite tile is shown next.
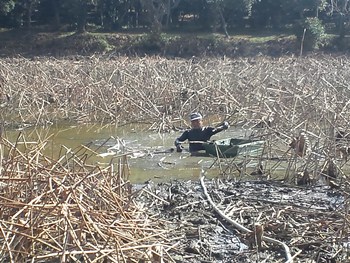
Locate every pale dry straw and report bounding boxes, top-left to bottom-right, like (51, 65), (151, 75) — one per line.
(0, 134), (176, 262)
(1, 55), (350, 181)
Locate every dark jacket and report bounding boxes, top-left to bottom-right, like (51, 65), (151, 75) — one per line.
(175, 126), (225, 152)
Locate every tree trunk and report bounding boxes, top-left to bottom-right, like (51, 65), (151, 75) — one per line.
(165, 0), (171, 28)
(140, 0), (163, 34)
(339, 0), (350, 39)
(52, 0), (61, 30)
(165, 0), (181, 29)
(76, 2), (88, 33)
(338, 14), (346, 39)
(24, 0), (33, 29)
(214, 1), (229, 38)
(218, 7), (229, 38)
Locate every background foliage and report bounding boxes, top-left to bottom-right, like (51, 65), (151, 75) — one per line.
(0, 1), (347, 33)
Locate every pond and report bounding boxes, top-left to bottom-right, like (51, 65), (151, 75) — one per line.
(3, 123), (259, 183)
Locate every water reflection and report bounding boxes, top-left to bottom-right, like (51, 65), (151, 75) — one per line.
(4, 123), (253, 183)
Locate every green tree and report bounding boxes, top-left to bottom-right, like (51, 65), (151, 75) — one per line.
(171, 0), (208, 29)
(140, 0), (181, 33)
(95, 0), (122, 30)
(205, 0), (256, 35)
(250, 0), (283, 29)
(95, 0), (145, 30)
(36, 0), (62, 29)
(0, 0), (15, 15)
(61, 0), (97, 33)
(0, 0), (15, 27)
(327, 0), (350, 38)
(296, 16), (326, 51)
(10, 0), (41, 28)
(281, 0), (327, 19)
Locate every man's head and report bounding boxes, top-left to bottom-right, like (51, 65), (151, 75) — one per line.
(190, 112), (203, 129)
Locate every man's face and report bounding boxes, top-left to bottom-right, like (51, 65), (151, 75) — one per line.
(191, 119), (203, 129)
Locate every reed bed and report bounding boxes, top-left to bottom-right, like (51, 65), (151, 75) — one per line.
(0, 133), (177, 262)
(0, 55), (350, 130)
(1, 54), (350, 261)
(2, 54), (350, 181)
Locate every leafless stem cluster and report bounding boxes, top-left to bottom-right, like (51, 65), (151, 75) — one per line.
(0, 134), (175, 262)
(1, 54), (350, 182)
(1, 56), (213, 127)
(0, 55), (348, 130)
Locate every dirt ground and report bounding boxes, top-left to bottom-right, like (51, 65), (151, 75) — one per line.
(135, 177), (349, 262)
(0, 29), (299, 58)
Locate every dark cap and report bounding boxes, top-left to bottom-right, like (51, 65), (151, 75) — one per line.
(190, 112), (202, 121)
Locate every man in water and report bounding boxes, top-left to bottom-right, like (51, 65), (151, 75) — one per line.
(174, 112), (229, 153)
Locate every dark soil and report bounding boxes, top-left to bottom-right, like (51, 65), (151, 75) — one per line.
(135, 178), (349, 262)
(0, 28), (302, 58)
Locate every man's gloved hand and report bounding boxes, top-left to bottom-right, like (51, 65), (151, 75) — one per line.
(223, 121), (230, 130)
(176, 144), (184, 152)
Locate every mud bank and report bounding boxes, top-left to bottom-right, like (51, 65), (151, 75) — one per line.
(135, 178), (349, 262)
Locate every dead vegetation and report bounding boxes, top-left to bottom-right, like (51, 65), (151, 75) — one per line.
(0, 134), (176, 262)
(2, 54), (350, 183)
(0, 54), (349, 129)
(1, 54), (350, 261)
(136, 178), (350, 262)
(0, 131), (349, 262)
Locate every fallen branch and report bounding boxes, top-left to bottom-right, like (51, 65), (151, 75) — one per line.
(199, 175), (293, 263)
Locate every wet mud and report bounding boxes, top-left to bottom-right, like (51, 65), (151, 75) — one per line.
(135, 178), (349, 262)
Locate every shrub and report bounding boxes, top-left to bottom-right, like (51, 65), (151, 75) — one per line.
(136, 32), (166, 53)
(294, 17), (326, 51)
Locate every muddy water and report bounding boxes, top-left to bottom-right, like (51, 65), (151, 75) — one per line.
(4, 123), (255, 183)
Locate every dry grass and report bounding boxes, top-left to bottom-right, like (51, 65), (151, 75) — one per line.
(0, 134), (176, 262)
(0, 55), (349, 129)
(1, 54), (350, 261)
(2, 54), (350, 179)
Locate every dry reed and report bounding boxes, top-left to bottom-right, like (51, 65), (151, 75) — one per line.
(0, 55), (348, 129)
(1, 55), (350, 178)
(2, 55), (350, 181)
(0, 133), (176, 262)
(1, 54), (350, 261)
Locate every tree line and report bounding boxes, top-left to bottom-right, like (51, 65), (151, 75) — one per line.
(0, 0), (349, 38)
